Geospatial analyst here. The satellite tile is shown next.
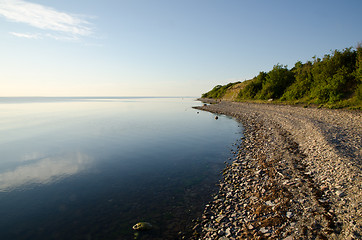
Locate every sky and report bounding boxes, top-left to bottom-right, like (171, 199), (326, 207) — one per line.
(0, 0), (361, 97)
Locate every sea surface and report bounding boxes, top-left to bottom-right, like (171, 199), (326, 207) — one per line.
(0, 97), (242, 240)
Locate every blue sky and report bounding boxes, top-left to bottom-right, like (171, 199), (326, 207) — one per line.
(0, 0), (361, 97)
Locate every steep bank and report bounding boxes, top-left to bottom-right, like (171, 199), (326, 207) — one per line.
(201, 46), (362, 110)
(193, 100), (361, 239)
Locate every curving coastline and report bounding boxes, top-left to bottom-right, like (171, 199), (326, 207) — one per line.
(193, 100), (361, 239)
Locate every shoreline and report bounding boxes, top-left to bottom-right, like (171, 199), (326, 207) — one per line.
(192, 100), (361, 239)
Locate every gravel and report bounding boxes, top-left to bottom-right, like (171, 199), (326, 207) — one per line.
(192, 100), (361, 240)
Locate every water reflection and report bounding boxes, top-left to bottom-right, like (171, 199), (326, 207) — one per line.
(0, 152), (92, 191)
(0, 97), (242, 239)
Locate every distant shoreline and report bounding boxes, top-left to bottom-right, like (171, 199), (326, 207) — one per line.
(192, 100), (361, 239)
(0, 96), (193, 100)
(0, 96), (196, 104)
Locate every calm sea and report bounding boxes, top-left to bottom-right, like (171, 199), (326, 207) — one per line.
(0, 97), (242, 240)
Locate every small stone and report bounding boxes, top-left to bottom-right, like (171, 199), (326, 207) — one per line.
(265, 200), (275, 206)
(255, 169), (265, 175)
(283, 236), (293, 240)
(286, 212), (293, 218)
(320, 185), (328, 191)
(216, 215), (225, 222)
(225, 228), (231, 236)
(335, 190), (346, 197)
(219, 237), (229, 240)
(260, 227), (269, 233)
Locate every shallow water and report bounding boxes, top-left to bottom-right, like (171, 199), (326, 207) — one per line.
(0, 97), (242, 240)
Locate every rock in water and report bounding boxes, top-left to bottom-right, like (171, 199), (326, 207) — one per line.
(132, 222), (153, 231)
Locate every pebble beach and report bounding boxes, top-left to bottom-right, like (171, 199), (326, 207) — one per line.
(192, 100), (361, 240)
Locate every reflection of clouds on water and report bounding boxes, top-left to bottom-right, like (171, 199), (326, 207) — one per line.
(0, 152), (92, 191)
(20, 151), (47, 162)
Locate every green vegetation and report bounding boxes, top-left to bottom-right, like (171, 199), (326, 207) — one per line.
(202, 82), (240, 99)
(202, 45), (362, 109)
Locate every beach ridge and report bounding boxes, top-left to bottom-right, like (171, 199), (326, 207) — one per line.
(192, 100), (361, 239)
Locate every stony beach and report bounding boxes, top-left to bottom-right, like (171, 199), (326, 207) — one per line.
(192, 100), (361, 240)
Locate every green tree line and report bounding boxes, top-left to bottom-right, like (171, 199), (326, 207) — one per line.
(202, 46), (362, 109)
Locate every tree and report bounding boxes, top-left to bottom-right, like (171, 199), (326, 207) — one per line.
(354, 43), (362, 100)
(238, 72), (267, 99)
(310, 48), (357, 103)
(282, 61), (313, 101)
(259, 64), (295, 99)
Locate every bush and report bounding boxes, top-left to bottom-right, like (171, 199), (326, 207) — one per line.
(310, 48), (357, 103)
(258, 64), (295, 100)
(238, 72), (266, 99)
(281, 61), (313, 101)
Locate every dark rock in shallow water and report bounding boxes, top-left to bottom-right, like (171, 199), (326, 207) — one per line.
(132, 222), (153, 231)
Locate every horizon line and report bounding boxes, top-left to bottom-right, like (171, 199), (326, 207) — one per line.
(0, 96), (199, 98)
